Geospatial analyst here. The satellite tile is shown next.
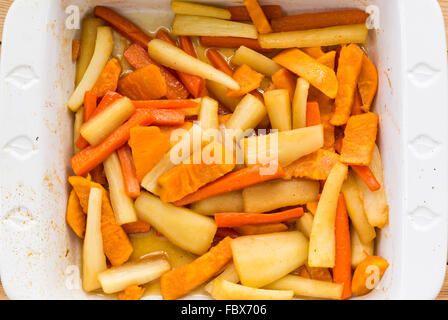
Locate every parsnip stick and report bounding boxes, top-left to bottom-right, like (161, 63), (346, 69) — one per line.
(172, 1), (231, 20)
(68, 27), (114, 112)
(212, 279), (293, 300)
(82, 188), (107, 292)
(232, 46), (281, 76)
(225, 94), (267, 136)
(296, 211), (314, 238)
(308, 162), (348, 268)
(173, 15), (258, 39)
(199, 97), (219, 131)
(350, 225), (374, 269)
(292, 78), (310, 129)
(191, 191), (244, 216)
(259, 24), (368, 49)
(263, 89), (292, 132)
(73, 107), (84, 154)
(104, 152), (138, 225)
(148, 39), (240, 90)
(206, 80), (242, 111)
(205, 263), (239, 293)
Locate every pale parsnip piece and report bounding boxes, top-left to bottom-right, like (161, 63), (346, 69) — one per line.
(212, 279), (293, 300)
(98, 255), (171, 294)
(111, 30), (133, 76)
(259, 24), (368, 49)
(191, 191), (244, 216)
(76, 18), (105, 86)
(292, 78), (310, 129)
(82, 188), (107, 292)
(263, 89), (292, 132)
(199, 97), (219, 131)
(172, 1), (231, 20)
(135, 192), (217, 255)
(242, 125), (324, 167)
(342, 170), (376, 244)
(232, 46), (281, 76)
(103, 152), (138, 225)
(225, 94), (267, 138)
(148, 39), (239, 90)
(206, 80), (242, 111)
(80, 97), (135, 146)
(351, 225), (374, 269)
(355, 145), (389, 228)
(231, 231), (308, 288)
(205, 263), (239, 294)
(68, 26), (114, 111)
(141, 125), (203, 194)
(73, 107), (84, 154)
(296, 211), (314, 238)
(243, 179), (319, 213)
(308, 162), (348, 268)
(173, 15), (258, 39)
(265, 275), (343, 300)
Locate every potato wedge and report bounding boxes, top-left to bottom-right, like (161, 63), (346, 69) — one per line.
(232, 46), (281, 76)
(135, 192), (217, 255)
(231, 231), (308, 288)
(212, 279), (293, 300)
(191, 191), (244, 216)
(243, 178), (319, 213)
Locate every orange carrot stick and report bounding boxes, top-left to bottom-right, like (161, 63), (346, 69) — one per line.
(244, 0), (272, 34)
(92, 58), (122, 97)
(179, 36), (197, 57)
(333, 194), (352, 300)
(132, 100), (199, 109)
(94, 6), (152, 48)
(227, 64), (264, 98)
(122, 220), (151, 234)
(229, 5), (282, 21)
(117, 145), (140, 198)
(200, 36), (273, 53)
(271, 9), (369, 32)
(71, 109), (154, 176)
(351, 89), (364, 116)
(306, 101), (321, 127)
(174, 162), (284, 206)
(118, 64), (167, 100)
(234, 223), (288, 235)
(206, 49), (234, 76)
(215, 208), (304, 228)
(72, 39), (81, 62)
(83, 91), (97, 123)
(149, 109), (185, 126)
(351, 165), (381, 192)
(156, 31), (205, 98)
(123, 43), (189, 100)
(160, 237), (233, 300)
(272, 68), (296, 100)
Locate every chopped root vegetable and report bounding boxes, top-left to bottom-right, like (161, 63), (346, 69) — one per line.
(148, 39), (240, 90)
(83, 91), (97, 123)
(118, 285), (146, 300)
(118, 64), (167, 100)
(227, 64), (264, 98)
(340, 112), (379, 166)
(317, 50), (337, 70)
(333, 194), (352, 300)
(273, 49), (338, 99)
(92, 58), (121, 97)
(263, 89), (292, 132)
(160, 237), (233, 300)
(305, 264), (333, 282)
(292, 78), (310, 129)
(129, 126), (171, 182)
(351, 225), (374, 268)
(215, 208), (304, 228)
(198, 97), (219, 130)
(205, 263), (239, 294)
(330, 44), (364, 126)
(158, 142), (235, 203)
(206, 48), (234, 76)
(231, 231), (308, 288)
(200, 36), (272, 53)
(266, 275), (343, 300)
(122, 220), (151, 234)
(68, 26), (114, 112)
(351, 165), (381, 192)
(206, 80), (242, 111)
(272, 68), (296, 100)
(225, 93), (267, 136)
(308, 162), (348, 268)
(296, 212), (313, 238)
(66, 190), (86, 239)
(174, 162), (284, 206)
(351, 89), (364, 116)
(132, 99), (199, 110)
(259, 24), (368, 49)
(123, 43), (189, 100)
(351, 256), (389, 296)
(69, 176), (133, 266)
(302, 47), (325, 59)
(71, 109), (155, 177)
(98, 255), (171, 294)
(212, 280), (293, 300)
(283, 149), (340, 181)
(232, 46), (281, 77)
(94, 6), (152, 48)
(244, 0), (273, 34)
(72, 39), (81, 61)
(172, 15), (258, 39)
(306, 101), (321, 127)
(172, 1), (231, 20)
(271, 9), (369, 32)
(358, 54), (379, 112)
(306, 202), (318, 215)
(149, 109), (186, 126)
(83, 187), (107, 292)
(234, 223), (288, 235)
(117, 145), (140, 198)
(135, 192), (217, 255)
(229, 5), (282, 21)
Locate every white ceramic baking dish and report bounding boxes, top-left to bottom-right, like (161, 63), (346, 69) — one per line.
(0, 0), (447, 300)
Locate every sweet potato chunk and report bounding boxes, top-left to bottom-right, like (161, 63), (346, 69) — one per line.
(118, 285), (146, 300)
(340, 113), (378, 166)
(227, 64), (264, 98)
(284, 149), (340, 180)
(66, 190), (86, 238)
(118, 65), (167, 100)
